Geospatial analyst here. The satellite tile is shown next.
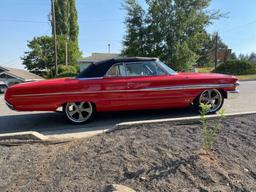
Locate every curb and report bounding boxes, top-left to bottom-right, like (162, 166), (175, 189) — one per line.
(1, 111), (256, 144)
(112, 111), (256, 131)
(0, 131), (46, 141)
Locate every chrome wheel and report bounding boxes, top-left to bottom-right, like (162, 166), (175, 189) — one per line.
(65, 102), (93, 124)
(199, 89), (223, 113)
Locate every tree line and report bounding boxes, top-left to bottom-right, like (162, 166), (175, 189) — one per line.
(22, 0), (81, 77)
(122, 0), (222, 71)
(21, 0), (254, 77)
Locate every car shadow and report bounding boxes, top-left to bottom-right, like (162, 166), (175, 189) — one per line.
(0, 108), (198, 135)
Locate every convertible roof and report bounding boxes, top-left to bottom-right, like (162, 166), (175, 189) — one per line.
(77, 57), (158, 78)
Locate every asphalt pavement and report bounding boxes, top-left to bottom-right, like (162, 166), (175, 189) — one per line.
(0, 81), (255, 136)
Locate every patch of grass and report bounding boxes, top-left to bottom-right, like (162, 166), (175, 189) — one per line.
(195, 67), (214, 73)
(237, 74), (256, 81)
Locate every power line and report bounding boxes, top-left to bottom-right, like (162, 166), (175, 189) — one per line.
(0, 19), (48, 24)
(221, 19), (256, 33)
(0, 18), (120, 24)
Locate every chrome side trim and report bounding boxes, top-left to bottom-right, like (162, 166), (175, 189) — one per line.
(12, 83), (235, 98)
(76, 77), (103, 80)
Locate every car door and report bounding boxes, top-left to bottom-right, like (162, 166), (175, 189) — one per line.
(124, 61), (188, 110)
(96, 63), (129, 111)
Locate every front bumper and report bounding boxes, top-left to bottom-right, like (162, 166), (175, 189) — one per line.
(228, 90), (240, 94)
(227, 89), (240, 99)
(5, 100), (15, 110)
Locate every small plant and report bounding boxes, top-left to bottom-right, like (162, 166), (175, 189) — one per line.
(199, 103), (225, 150)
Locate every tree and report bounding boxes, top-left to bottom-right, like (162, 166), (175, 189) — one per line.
(22, 36), (80, 76)
(230, 52), (237, 60)
(249, 52), (256, 64)
(51, 0), (81, 64)
(53, 0), (79, 42)
(198, 33), (229, 67)
(122, 0), (146, 56)
(122, 0), (221, 71)
(238, 53), (249, 61)
(22, 36), (54, 76)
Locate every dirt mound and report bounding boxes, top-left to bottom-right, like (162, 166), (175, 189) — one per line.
(0, 114), (256, 191)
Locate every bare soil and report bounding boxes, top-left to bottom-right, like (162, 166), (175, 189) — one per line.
(0, 114), (256, 192)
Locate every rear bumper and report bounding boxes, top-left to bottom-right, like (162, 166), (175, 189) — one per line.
(5, 100), (15, 110)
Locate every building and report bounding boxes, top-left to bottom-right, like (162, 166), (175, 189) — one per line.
(0, 66), (44, 86)
(78, 52), (120, 72)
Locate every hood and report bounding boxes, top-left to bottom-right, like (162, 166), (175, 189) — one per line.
(173, 72), (238, 85)
(177, 72), (233, 78)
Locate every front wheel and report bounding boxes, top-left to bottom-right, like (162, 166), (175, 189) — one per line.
(64, 102), (95, 124)
(194, 89), (224, 114)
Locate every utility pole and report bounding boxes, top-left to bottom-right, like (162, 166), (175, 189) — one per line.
(108, 44), (111, 53)
(214, 32), (218, 69)
(51, 0), (58, 76)
(65, 41), (68, 65)
(65, 1), (69, 66)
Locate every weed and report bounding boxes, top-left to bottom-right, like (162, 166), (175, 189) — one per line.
(199, 103), (225, 150)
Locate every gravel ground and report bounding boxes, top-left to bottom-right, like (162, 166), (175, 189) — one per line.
(0, 115), (256, 192)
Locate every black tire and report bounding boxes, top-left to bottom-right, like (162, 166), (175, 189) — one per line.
(193, 89), (224, 114)
(63, 102), (95, 124)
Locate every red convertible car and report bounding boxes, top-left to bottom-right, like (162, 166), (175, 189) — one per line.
(5, 57), (239, 124)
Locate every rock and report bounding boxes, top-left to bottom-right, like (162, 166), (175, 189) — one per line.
(109, 184), (136, 192)
(139, 176), (146, 181)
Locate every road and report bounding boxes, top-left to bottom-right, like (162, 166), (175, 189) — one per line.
(0, 81), (255, 136)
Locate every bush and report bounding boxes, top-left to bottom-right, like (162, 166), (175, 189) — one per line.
(213, 60), (256, 75)
(48, 64), (79, 78)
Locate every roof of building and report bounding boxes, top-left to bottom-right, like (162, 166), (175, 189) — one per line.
(0, 66), (44, 81)
(78, 53), (120, 63)
(77, 57), (158, 78)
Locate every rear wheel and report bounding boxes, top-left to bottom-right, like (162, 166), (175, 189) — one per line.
(64, 102), (95, 124)
(194, 89), (224, 114)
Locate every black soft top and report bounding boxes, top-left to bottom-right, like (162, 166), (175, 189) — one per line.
(77, 57), (157, 78)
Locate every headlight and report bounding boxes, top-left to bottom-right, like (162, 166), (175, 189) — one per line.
(235, 81), (240, 90)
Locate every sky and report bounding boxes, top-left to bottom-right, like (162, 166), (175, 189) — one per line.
(0, 0), (255, 69)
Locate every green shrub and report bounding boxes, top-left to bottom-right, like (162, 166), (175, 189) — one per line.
(199, 103), (225, 150)
(48, 64), (79, 78)
(213, 60), (256, 75)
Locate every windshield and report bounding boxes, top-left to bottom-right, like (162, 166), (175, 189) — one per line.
(157, 61), (176, 75)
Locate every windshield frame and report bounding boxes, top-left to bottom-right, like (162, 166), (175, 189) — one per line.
(156, 61), (177, 75)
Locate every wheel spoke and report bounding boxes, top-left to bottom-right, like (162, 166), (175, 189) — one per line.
(82, 107), (92, 113)
(78, 112), (84, 121)
(212, 95), (219, 100)
(207, 90), (212, 99)
(79, 102), (84, 108)
(69, 110), (78, 117)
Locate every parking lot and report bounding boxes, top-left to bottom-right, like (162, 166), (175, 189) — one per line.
(0, 81), (256, 136)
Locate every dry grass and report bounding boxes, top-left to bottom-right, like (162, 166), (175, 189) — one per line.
(237, 74), (256, 81)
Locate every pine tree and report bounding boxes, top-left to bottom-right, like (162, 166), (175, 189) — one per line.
(122, 0), (146, 57)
